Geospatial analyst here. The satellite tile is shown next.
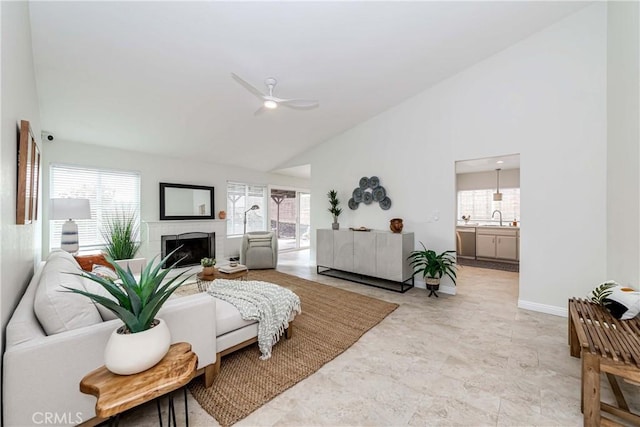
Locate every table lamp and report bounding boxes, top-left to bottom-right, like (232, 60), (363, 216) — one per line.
(243, 204), (260, 234)
(50, 198), (91, 253)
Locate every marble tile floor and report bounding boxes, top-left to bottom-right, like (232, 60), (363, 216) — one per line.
(119, 250), (639, 426)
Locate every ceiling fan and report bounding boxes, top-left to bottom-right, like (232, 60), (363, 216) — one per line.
(231, 73), (319, 115)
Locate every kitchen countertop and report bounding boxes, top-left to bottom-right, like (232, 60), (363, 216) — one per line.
(457, 224), (520, 230)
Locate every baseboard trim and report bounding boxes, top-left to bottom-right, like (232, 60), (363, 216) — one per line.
(517, 299), (567, 317)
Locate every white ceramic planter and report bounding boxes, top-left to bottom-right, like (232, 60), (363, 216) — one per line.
(104, 318), (170, 375)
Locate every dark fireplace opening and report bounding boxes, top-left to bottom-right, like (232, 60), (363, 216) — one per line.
(161, 232), (215, 268)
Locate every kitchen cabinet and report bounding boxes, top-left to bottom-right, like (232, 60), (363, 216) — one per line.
(496, 235), (518, 260)
(476, 227), (519, 261)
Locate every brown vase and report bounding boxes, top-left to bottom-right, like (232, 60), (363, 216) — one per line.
(389, 218), (404, 233)
(218, 211), (227, 220)
(202, 266), (216, 277)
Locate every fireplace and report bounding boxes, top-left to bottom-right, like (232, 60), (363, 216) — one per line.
(161, 232), (215, 268)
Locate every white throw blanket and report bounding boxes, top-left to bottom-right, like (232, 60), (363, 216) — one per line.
(207, 279), (302, 360)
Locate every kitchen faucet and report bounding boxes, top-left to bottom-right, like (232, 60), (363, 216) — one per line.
(492, 209), (503, 226)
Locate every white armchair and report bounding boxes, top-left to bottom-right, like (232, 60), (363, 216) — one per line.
(239, 231), (278, 269)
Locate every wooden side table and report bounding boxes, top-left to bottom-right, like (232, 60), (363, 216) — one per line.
(80, 342), (197, 426)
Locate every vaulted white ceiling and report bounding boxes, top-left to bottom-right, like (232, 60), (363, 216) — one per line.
(29, 1), (588, 174)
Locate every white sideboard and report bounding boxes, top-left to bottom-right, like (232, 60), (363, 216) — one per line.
(316, 229), (415, 291)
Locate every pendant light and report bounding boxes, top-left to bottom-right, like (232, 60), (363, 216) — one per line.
(493, 168), (503, 201)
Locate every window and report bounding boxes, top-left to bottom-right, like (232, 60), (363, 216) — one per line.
(50, 164), (141, 251)
(227, 182), (267, 236)
(457, 188), (520, 223)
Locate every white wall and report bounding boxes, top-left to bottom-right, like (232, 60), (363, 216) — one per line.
(607, 1), (640, 287)
(457, 169), (520, 192)
(291, 4), (607, 313)
(1, 2), (43, 419)
(42, 140), (310, 258)
(1, 1), (43, 351)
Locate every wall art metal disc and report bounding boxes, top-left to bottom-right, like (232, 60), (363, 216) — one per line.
(363, 191), (373, 204)
(372, 186), (386, 202)
(352, 188), (363, 203)
(350, 176), (391, 210)
(359, 177), (370, 189)
(348, 198), (359, 210)
(379, 197), (392, 210)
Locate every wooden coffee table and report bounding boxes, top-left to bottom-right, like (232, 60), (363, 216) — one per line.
(196, 266), (249, 291)
(80, 342), (197, 426)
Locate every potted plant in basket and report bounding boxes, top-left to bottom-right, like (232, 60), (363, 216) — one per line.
(102, 209), (144, 273)
(327, 190), (342, 230)
(200, 257), (216, 277)
(64, 248), (190, 375)
(408, 242), (458, 298)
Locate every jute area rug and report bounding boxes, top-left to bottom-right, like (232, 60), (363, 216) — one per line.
(185, 270), (398, 427)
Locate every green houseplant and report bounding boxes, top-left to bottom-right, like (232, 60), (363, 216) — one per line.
(327, 190), (342, 230)
(408, 242), (458, 298)
(64, 248), (190, 374)
(200, 257), (216, 276)
(101, 209), (141, 261)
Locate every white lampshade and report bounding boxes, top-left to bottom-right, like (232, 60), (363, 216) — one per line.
(50, 198), (91, 254)
(50, 198), (91, 220)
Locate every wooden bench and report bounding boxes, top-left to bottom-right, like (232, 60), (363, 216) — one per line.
(568, 298), (640, 426)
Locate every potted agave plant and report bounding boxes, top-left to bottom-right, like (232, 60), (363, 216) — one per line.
(408, 242), (458, 298)
(64, 248), (190, 375)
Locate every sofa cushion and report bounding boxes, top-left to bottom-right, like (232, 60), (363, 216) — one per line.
(34, 252), (103, 335)
(82, 269), (119, 321)
(215, 299), (256, 336)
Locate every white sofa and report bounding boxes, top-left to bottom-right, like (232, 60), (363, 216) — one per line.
(2, 251), (267, 427)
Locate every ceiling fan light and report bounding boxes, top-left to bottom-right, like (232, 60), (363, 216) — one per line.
(264, 100), (278, 109)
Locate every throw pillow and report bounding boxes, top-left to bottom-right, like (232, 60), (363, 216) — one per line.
(34, 256), (103, 335)
(588, 280), (618, 305)
(603, 285), (640, 320)
(83, 266), (120, 321)
(91, 264), (118, 281)
(74, 253), (113, 272)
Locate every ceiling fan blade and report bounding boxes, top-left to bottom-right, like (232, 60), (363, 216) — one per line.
(231, 73), (266, 100)
(278, 99), (320, 109)
(254, 106), (267, 116)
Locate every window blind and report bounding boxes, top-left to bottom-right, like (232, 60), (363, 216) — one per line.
(226, 181), (267, 236)
(50, 164), (141, 251)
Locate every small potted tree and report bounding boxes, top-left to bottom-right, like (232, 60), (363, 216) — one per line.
(408, 242), (457, 297)
(327, 190), (342, 230)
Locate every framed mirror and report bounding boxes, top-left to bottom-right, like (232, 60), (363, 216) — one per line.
(159, 182), (215, 220)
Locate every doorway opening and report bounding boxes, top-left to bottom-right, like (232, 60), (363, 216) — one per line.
(455, 154), (520, 299)
(269, 188), (311, 252)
